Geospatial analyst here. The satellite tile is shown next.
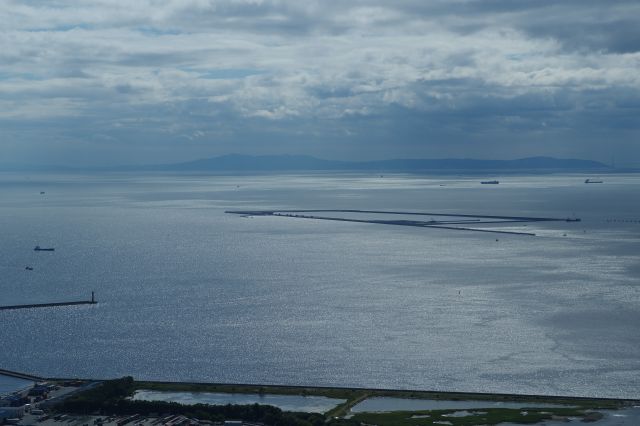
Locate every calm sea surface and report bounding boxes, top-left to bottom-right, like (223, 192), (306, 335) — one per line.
(0, 172), (639, 398)
(0, 375), (32, 396)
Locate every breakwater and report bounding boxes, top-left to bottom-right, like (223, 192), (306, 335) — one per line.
(227, 209), (579, 222)
(0, 368), (43, 381)
(0, 293), (97, 311)
(226, 209), (581, 236)
(276, 213), (538, 236)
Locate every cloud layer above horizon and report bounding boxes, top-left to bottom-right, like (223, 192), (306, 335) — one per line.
(1, 0), (639, 166)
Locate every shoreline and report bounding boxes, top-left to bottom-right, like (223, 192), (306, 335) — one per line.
(128, 380), (635, 403)
(4, 369), (639, 406)
(14, 374), (636, 406)
(6, 374), (639, 426)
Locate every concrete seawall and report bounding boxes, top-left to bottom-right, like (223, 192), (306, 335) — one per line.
(225, 209), (581, 236)
(0, 299), (97, 311)
(0, 368), (44, 381)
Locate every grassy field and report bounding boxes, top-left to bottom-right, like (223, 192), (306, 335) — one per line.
(351, 407), (604, 426)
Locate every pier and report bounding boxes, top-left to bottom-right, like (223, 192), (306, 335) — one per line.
(0, 368), (44, 382)
(226, 209), (582, 236)
(0, 292), (97, 311)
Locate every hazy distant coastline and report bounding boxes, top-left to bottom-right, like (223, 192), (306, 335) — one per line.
(0, 154), (619, 173)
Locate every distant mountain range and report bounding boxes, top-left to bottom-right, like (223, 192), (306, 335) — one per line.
(127, 154), (610, 172)
(1, 155), (613, 173)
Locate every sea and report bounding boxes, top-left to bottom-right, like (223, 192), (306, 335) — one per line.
(0, 172), (639, 399)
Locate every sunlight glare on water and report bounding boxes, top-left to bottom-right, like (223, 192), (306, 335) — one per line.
(0, 172), (639, 398)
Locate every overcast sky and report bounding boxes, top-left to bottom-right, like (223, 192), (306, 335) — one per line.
(1, 0), (639, 166)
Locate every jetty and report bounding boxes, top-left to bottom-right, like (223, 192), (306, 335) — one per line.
(226, 209), (581, 236)
(0, 368), (44, 382)
(0, 292), (97, 311)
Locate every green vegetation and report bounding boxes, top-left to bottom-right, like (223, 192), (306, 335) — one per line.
(351, 407), (602, 426)
(134, 381), (375, 423)
(52, 377), (626, 426)
(59, 376), (136, 411)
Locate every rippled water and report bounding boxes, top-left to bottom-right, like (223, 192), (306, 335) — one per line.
(0, 172), (639, 398)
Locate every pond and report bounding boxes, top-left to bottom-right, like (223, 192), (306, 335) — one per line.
(132, 390), (345, 413)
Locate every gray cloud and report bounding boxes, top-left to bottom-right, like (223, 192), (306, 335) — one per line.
(0, 0), (639, 166)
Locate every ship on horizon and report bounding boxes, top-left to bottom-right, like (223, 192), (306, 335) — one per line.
(585, 178), (603, 184)
(481, 180), (499, 184)
(34, 246), (55, 251)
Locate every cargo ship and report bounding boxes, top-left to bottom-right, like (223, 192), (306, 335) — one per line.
(34, 246), (55, 251)
(481, 180), (499, 184)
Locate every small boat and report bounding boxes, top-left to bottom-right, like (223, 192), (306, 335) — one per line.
(481, 180), (499, 184)
(585, 179), (603, 184)
(25, 266), (34, 271)
(34, 246), (55, 252)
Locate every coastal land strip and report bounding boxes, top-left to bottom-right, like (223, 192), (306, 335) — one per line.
(125, 380), (628, 412)
(22, 375), (638, 426)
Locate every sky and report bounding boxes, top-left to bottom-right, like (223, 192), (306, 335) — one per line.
(1, 0), (639, 166)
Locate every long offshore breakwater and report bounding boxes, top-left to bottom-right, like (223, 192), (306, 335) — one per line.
(226, 209), (581, 236)
(0, 368), (44, 381)
(229, 209), (576, 222)
(0, 293), (97, 311)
